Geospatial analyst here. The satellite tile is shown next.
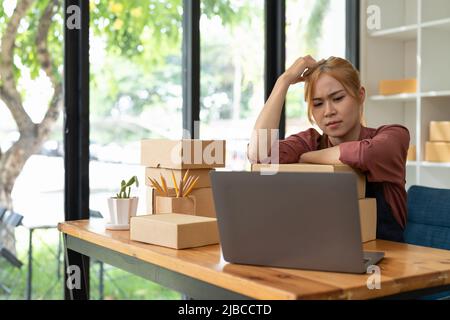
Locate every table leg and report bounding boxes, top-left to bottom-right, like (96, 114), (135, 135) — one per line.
(99, 261), (104, 300)
(26, 228), (33, 300)
(57, 234), (62, 280)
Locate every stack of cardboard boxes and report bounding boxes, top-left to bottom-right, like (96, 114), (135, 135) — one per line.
(426, 121), (450, 162)
(251, 163), (377, 243)
(130, 139), (226, 249)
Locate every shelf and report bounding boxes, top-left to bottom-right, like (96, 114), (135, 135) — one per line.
(407, 161), (450, 168)
(421, 18), (450, 31)
(362, 1), (450, 189)
(370, 93), (417, 102)
(367, 19), (450, 40)
(370, 91), (450, 102)
(369, 25), (417, 41)
(421, 90), (450, 98)
(420, 162), (450, 168)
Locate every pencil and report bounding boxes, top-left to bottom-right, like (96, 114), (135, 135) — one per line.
(184, 176), (199, 197)
(160, 174), (168, 195)
(153, 178), (165, 194)
(171, 170), (179, 197)
(182, 176), (194, 197)
(182, 169), (190, 184)
(179, 178), (184, 197)
(151, 178), (165, 194)
(148, 177), (164, 194)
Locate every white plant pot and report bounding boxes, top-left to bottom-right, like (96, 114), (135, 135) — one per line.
(106, 197), (139, 230)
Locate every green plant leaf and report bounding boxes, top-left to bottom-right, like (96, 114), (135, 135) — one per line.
(126, 176), (135, 187)
(135, 176), (139, 188)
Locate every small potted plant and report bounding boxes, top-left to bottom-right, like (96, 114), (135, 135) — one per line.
(106, 176), (139, 230)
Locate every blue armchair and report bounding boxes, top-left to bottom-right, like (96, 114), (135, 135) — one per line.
(404, 185), (450, 299)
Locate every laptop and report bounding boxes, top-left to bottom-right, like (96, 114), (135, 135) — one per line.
(209, 171), (384, 274)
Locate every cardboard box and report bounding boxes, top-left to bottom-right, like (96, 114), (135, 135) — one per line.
(359, 198), (377, 243)
(145, 167), (213, 189)
(407, 145), (416, 161)
(251, 164), (366, 199)
(141, 139), (226, 169)
(130, 214), (219, 249)
(425, 142), (450, 162)
(147, 187), (216, 218)
(430, 121), (450, 142)
(379, 79), (417, 95)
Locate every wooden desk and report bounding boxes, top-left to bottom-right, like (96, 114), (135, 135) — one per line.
(58, 219), (450, 300)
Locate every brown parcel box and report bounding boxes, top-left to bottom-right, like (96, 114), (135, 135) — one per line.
(251, 163), (366, 199)
(407, 145), (416, 161)
(425, 142), (450, 162)
(146, 187), (216, 218)
(145, 167), (213, 189)
(379, 79), (417, 95)
(141, 139), (226, 169)
(130, 214), (219, 249)
(359, 198), (377, 243)
(430, 121), (450, 142)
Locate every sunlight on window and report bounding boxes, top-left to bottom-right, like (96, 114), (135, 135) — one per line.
(285, 0), (346, 137)
(200, 0), (264, 171)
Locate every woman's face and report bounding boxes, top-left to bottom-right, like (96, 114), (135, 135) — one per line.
(311, 74), (364, 141)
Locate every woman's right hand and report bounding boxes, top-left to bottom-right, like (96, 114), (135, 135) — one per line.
(282, 55), (323, 85)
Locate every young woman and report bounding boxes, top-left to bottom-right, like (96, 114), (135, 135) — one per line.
(247, 56), (409, 242)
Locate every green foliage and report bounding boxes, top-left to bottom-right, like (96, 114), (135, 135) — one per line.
(0, 0), (253, 80)
(90, 54), (181, 118)
(1, 0), (331, 144)
(116, 175), (139, 198)
(88, 0), (249, 68)
(0, 228), (181, 300)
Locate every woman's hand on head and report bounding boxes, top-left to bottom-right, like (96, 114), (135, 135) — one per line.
(282, 55), (324, 85)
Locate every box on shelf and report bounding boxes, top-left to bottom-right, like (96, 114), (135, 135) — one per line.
(146, 186), (216, 218)
(130, 213), (219, 249)
(425, 142), (450, 162)
(145, 167), (213, 189)
(430, 121), (450, 142)
(359, 198), (377, 243)
(407, 145), (416, 161)
(378, 79), (417, 95)
(141, 139), (226, 169)
(251, 163), (366, 199)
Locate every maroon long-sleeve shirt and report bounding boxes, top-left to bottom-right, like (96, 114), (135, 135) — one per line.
(248, 125), (410, 228)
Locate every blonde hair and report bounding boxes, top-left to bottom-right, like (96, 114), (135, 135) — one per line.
(304, 56), (363, 124)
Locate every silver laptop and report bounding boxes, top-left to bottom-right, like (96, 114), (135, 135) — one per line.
(209, 171), (384, 274)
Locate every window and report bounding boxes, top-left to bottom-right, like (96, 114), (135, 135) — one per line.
(199, 0), (264, 171)
(89, 0), (183, 216)
(285, 0), (346, 136)
(0, 0), (64, 299)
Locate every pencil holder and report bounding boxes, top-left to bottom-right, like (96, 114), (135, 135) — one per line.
(155, 195), (196, 215)
(150, 187), (216, 218)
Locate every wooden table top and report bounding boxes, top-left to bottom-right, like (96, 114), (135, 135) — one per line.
(58, 219), (450, 300)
